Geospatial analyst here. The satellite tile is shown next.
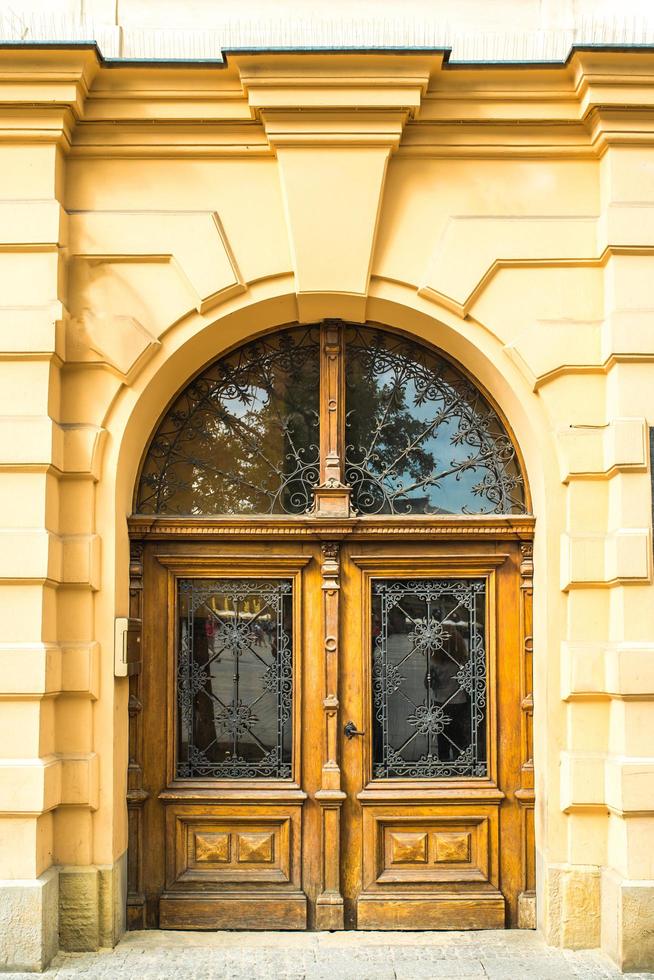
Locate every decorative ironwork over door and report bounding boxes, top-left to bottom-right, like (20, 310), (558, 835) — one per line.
(136, 322), (527, 520)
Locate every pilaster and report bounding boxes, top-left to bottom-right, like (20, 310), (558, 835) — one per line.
(0, 47), (102, 971)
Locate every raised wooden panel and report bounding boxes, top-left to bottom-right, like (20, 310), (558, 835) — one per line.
(194, 832), (230, 864)
(377, 815), (491, 885)
(389, 832), (427, 865)
(356, 804), (505, 930)
(165, 807), (299, 888)
(237, 832), (275, 864)
(434, 832), (471, 864)
(159, 802), (307, 930)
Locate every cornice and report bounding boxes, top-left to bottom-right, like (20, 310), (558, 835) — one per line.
(232, 52), (440, 150)
(1, 48), (654, 157)
(0, 48), (99, 147)
(127, 514), (536, 541)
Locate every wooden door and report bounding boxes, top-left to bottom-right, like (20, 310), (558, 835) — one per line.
(339, 538), (533, 930)
(127, 530), (534, 932)
(129, 539), (324, 930)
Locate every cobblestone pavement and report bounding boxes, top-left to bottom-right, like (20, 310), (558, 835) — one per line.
(4, 930), (654, 980)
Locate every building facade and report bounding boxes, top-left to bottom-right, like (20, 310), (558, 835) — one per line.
(1, 8), (654, 973)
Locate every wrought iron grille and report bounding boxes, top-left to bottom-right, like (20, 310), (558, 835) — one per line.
(135, 322), (527, 517)
(136, 326), (320, 515)
(344, 325), (525, 515)
(176, 578), (293, 779)
(371, 578), (487, 779)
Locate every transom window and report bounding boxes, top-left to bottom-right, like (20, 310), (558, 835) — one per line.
(135, 322), (526, 517)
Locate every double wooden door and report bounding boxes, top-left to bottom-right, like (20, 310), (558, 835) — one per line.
(127, 530), (535, 932)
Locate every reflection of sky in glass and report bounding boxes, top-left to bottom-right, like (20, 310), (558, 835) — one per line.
(345, 330), (524, 515)
(222, 386), (268, 419)
(138, 324), (523, 518)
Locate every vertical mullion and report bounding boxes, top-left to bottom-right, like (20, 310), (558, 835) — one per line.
(319, 319), (345, 485)
(314, 320), (352, 517)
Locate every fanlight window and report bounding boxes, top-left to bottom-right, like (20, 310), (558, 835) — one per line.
(136, 327), (320, 516)
(136, 323), (526, 517)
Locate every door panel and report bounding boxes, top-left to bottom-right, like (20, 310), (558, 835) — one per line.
(137, 545), (316, 931)
(340, 542), (524, 930)
(160, 804), (306, 929)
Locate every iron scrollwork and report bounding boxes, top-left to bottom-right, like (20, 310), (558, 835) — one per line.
(135, 322), (527, 520)
(177, 578), (293, 779)
(344, 325), (525, 516)
(136, 327), (320, 516)
(372, 578), (488, 779)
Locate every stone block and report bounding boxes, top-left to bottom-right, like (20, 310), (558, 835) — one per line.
(0, 200), (65, 248)
(0, 867), (58, 972)
(546, 863), (601, 949)
(60, 753), (99, 810)
(58, 865), (99, 952)
(0, 307), (63, 358)
(61, 425), (106, 480)
(0, 416), (63, 469)
(98, 852), (127, 947)
(560, 529), (650, 589)
(0, 643), (61, 696)
(0, 756), (61, 814)
(560, 752), (605, 809)
(59, 856), (126, 952)
(605, 756), (654, 813)
(60, 642), (100, 699)
(602, 868), (654, 971)
(61, 534), (101, 590)
(558, 418), (647, 481)
(517, 890), (537, 929)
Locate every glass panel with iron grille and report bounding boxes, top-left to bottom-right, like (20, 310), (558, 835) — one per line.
(136, 326), (320, 515)
(345, 325), (525, 515)
(372, 578), (487, 779)
(176, 578), (293, 779)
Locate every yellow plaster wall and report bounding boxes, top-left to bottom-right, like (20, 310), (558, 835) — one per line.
(0, 46), (654, 970)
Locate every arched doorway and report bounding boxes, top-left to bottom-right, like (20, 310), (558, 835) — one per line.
(126, 320), (535, 931)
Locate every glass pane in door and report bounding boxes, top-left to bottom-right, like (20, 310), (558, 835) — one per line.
(371, 578), (487, 779)
(176, 578), (293, 779)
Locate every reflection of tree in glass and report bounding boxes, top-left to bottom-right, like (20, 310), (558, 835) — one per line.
(136, 323), (525, 517)
(344, 326), (524, 515)
(137, 327), (320, 515)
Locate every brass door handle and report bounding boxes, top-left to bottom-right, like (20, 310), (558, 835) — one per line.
(344, 721), (365, 739)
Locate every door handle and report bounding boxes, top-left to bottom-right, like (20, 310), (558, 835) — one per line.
(344, 720), (365, 739)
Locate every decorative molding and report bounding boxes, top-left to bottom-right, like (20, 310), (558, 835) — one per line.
(68, 211), (244, 316)
(127, 515), (536, 541)
(313, 321), (352, 518)
(517, 542), (536, 925)
(126, 539), (146, 929)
